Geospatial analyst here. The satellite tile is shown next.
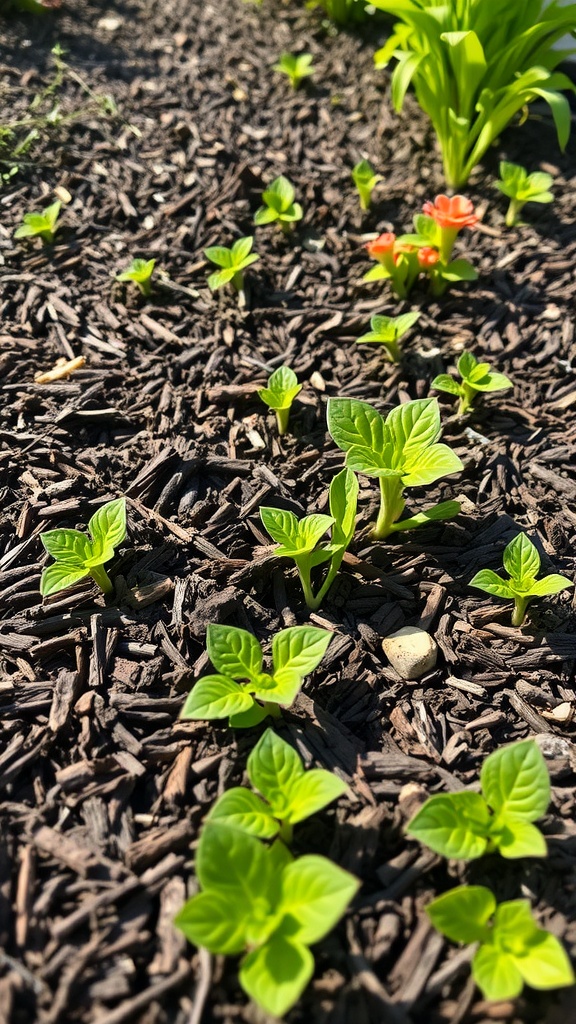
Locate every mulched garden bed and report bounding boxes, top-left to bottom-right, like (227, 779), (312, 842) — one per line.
(1, 1), (576, 1022)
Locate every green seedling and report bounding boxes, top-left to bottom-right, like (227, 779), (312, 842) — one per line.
(254, 176), (303, 232)
(258, 365), (302, 435)
(181, 623), (332, 728)
(116, 258), (156, 298)
(496, 161), (554, 227)
(470, 532), (572, 627)
(175, 822), (359, 1017)
(14, 199), (61, 243)
(408, 739), (551, 860)
(327, 397), (462, 540)
(351, 159), (382, 211)
(427, 885), (574, 1002)
(356, 310), (421, 363)
(204, 236), (260, 293)
(40, 497), (126, 597)
(273, 52), (315, 90)
(260, 468), (358, 611)
(207, 728), (348, 844)
(432, 351), (512, 415)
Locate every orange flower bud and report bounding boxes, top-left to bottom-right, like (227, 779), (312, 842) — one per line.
(418, 246), (440, 268)
(422, 195), (478, 230)
(366, 232), (396, 261)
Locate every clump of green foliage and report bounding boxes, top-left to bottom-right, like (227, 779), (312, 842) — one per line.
(432, 351), (512, 415)
(327, 397), (462, 539)
(254, 176), (303, 232)
(408, 740), (550, 860)
(40, 497), (126, 597)
(470, 532), (572, 627)
(260, 468), (358, 610)
(14, 199), (61, 244)
(314, 0), (367, 25)
(116, 258), (156, 298)
(355, 311), (420, 363)
(258, 366), (302, 435)
(204, 236), (260, 293)
(180, 623), (332, 727)
(351, 159), (382, 211)
(274, 52), (315, 89)
(496, 161), (554, 227)
(427, 885), (574, 1001)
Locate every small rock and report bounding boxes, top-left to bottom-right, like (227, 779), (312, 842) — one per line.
(382, 626), (438, 680)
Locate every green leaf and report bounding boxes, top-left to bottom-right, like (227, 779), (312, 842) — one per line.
(432, 374), (462, 396)
(260, 507), (301, 548)
(472, 945), (524, 1001)
(228, 702), (270, 729)
(207, 788), (279, 839)
(480, 740), (551, 823)
(502, 533), (541, 584)
(40, 528), (91, 565)
(272, 625), (332, 677)
(264, 175), (295, 212)
(327, 398), (388, 456)
(253, 669), (303, 706)
(531, 86), (572, 152)
(402, 442), (463, 487)
(469, 371), (512, 393)
(195, 822), (273, 896)
(87, 497), (126, 565)
(291, 515), (334, 554)
(180, 675), (255, 720)
(231, 236), (254, 264)
(386, 397), (442, 464)
(469, 569), (515, 600)
(329, 467), (358, 548)
(278, 855), (359, 944)
(247, 728), (304, 818)
(204, 245), (233, 268)
(407, 792), (491, 860)
(254, 205), (279, 225)
(441, 258), (478, 282)
(239, 937), (314, 1018)
(427, 885), (496, 945)
(494, 819), (547, 859)
(285, 769), (348, 824)
(259, 364), (301, 411)
(515, 932), (575, 990)
(174, 890), (250, 954)
(40, 563), (90, 597)
(363, 264), (391, 281)
(207, 268), (235, 291)
(389, 499), (461, 532)
(525, 573), (572, 598)
(493, 900), (540, 952)
(413, 213), (441, 245)
(206, 624), (262, 680)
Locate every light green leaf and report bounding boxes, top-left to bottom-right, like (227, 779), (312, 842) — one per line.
(427, 885), (496, 945)
(204, 245), (233, 268)
(407, 792), (491, 860)
(432, 374), (462, 396)
(228, 703), (270, 729)
(515, 932), (575, 990)
(285, 769), (348, 824)
(87, 498), (126, 564)
(469, 569), (515, 600)
(174, 890), (250, 954)
(272, 625), (332, 677)
(40, 528), (91, 565)
(240, 937), (314, 1018)
(253, 668), (302, 706)
(195, 822), (273, 897)
(502, 533), (541, 584)
(344, 445), (398, 477)
(291, 515), (334, 554)
(264, 175), (295, 212)
(401, 443), (463, 487)
(472, 945), (524, 1001)
(254, 205), (279, 225)
(526, 573), (572, 597)
(386, 397), (442, 464)
(363, 264), (391, 281)
(259, 365), (301, 410)
(206, 624), (262, 680)
(277, 856), (359, 944)
(327, 398), (388, 456)
(469, 371), (512, 393)
(480, 740), (551, 822)
(207, 268), (235, 291)
(260, 507), (301, 548)
(40, 563), (90, 597)
(389, 499), (461, 532)
(207, 788), (279, 839)
(231, 236), (254, 264)
(329, 467), (358, 547)
(493, 819), (547, 859)
(247, 729), (304, 818)
(441, 258), (478, 282)
(180, 675), (255, 720)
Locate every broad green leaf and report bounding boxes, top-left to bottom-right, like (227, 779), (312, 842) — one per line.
(413, 213), (440, 245)
(254, 205), (279, 225)
(260, 507), (301, 548)
(329, 467), (358, 547)
(363, 264), (391, 281)
(389, 499), (461, 532)
(240, 936), (314, 1018)
(442, 258), (478, 282)
(407, 792), (491, 860)
(294, 515), (335, 553)
(427, 885), (496, 945)
(531, 86), (572, 151)
(206, 624), (262, 680)
(469, 569), (515, 599)
(231, 236), (254, 264)
(195, 822), (273, 897)
(472, 945), (524, 1001)
(515, 932), (575, 990)
(180, 675), (255, 720)
(327, 398), (388, 456)
(278, 856), (359, 944)
(204, 245), (233, 269)
(502, 532), (541, 583)
(272, 625), (332, 677)
(247, 729), (304, 818)
(253, 668), (302, 706)
(207, 788), (279, 839)
(285, 769), (348, 825)
(526, 573), (573, 597)
(40, 528), (91, 565)
(228, 702), (270, 729)
(480, 740), (551, 822)
(40, 563), (90, 596)
(281, 201), (303, 223)
(470, 371), (512, 393)
(174, 890), (250, 954)
(457, 351), (479, 379)
(344, 445), (399, 477)
(87, 498), (126, 564)
(264, 175), (295, 212)
(259, 365), (301, 410)
(401, 443), (463, 487)
(432, 374), (461, 396)
(493, 818), (547, 858)
(207, 268), (235, 290)
(386, 398), (442, 464)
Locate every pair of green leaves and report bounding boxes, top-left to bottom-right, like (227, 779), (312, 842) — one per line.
(401, 213), (478, 289)
(260, 467), (358, 610)
(254, 176), (303, 230)
(327, 397), (462, 539)
(40, 497), (126, 597)
(356, 310), (421, 363)
(428, 886), (574, 1001)
(204, 236), (260, 292)
(14, 199), (61, 244)
(351, 158), (382, 211)
(496, 161), (554, 227)
(408, 740), (550, 860)
(470, 532), (573, 627)
(174, 822), (359, 1017)
(180, 623), (332, 727)
(116, 257), (156, 297)
(273, 52), (315, 89)
(258, 365), (302, 435)
(207, 728), (348, 843)
(432, 350), (512, 415)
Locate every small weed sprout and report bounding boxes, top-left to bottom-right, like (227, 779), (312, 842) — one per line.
(14, 199), (61, 244)
(470, 532), (572, 627)
(204, 236), (260, 294)
(496, 161), (554, 227)
(116, 258), (156, 298)
(432, 351), (512, 415)
(356, 310), (421, 363)
(254, 176), (303, 232)
(273, 52), (315, 89)
(351, 159), (382, 211)
(258, 365), (302, 435)
(40, 497), (126, 597)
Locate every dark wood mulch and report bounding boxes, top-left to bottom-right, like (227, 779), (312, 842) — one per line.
(0, 2), (575, 1023)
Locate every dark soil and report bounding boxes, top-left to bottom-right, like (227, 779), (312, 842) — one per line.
(1, 2), (575, 1023)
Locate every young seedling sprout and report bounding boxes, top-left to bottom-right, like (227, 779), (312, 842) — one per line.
(496, 161), (554, 227)
(40, 496), (126, 597)
(116, 258), (156, 298)
(432, 351), (512, 415)
(351, 159), (382, 211)
(355, 310), (421, 363)
(254, 175), (303, 233)
(273, 52), (315, 89)
(470, 532), (572, 627)
(204, 236), (260, 295)
(14, 199), (61, 244)
(258, 365), (302, 435)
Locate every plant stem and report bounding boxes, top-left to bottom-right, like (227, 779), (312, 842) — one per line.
(385, 338), (401, 363)
(262, 701), (282, 720)
(89, 564), (114, 594)
(373, 477), (405, 540)
(295, 557), (317, 610)
(439, 227), (458, 264)
(138, 279), (152, 298)
(275, 407), (290, 435)
(279, 820), (293, 844)
(457, 383), (476, 416)
(505, 199), (522, 228)
(512, 596), (529, 627)
(232, 270), (245, 293)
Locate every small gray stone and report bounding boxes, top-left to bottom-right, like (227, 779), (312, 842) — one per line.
(382, 626), (438, 681)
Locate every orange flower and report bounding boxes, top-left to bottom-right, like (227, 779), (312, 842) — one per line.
(393, 242), (416, 265)
(366, 232), (396, 261)
(422, 195), (478, 230)
(418, 246), (440, 268)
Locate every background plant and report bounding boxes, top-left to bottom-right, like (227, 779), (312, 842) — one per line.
(355, 310), (421, 362)
(432, 351), (512, 415)
(470, 532), (572, 626)
(116, 258), (156, 298)
(14, 199), (61, 244)
(254, 175), (303, 232)
(204, 236), (260, 293)
(351, 159), (382, 211)
(258, 365), (302, 435)
(40, 497), (126, 596)
(496, 161), (554, 227)
(273, 52), (315, 89)
(313, 0), (368, 24)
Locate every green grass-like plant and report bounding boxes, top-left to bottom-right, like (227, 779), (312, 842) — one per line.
(116, 258), (156, 297)
(14, 199), (61, 243)
(274, 52), (315, 89)
(254, 176), (303, 232)
(351, 159), (382, 211)
(470, 532), (572, 626)
(496, 160), (554, 227)
(258, 365), (302, 435)
(355, 310), (421, 363)
(204, 236), (260, 293)
(40, 497), (126, 597)
(432, 351), (512, 415)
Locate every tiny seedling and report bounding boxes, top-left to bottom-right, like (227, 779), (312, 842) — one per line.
(260, 468), (358, 611)
(496, 161), (554, 227)
(258, 365), (302, 435)
(355, 310), (421, 363)
(207, 728), (348, 844)
(327, 397), (462, 539)
(174, 822), (359, 1017)
(254, 176), (303, 232)
(432, 351), (512, 415)
(14, 199), (61, 243)
(40, 497), (126, 597)
(273, 52), (315, 90)
(116, 258), (156, 298)
(180, 623), (332, 727)
(408, 739), (551, 860)
(204, 236), (260, 293)
(427, 885), (574, 1002)
(470, 532), (572, 627)
(351, 159), (382, 211)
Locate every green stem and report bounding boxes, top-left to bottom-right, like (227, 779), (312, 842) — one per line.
(374, 477), (405, 540)
(232, 270), (245, 293)
(279, 820), (293, 844)
(275, 407), (290, 435)
(457, 383), (476, 416)
(89, 564), (114, 595)
(359, 187), (370, 212)
(439, 227), (458, 264)
(385, 338), (401, 363)
(279, 219), (292, 236)
(262, 701), (282, 720)
(512, 596), (529, 627)
(296, 560), (319, 611)
(138, 279), (152, 298)
(505, 199), (522, 228)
